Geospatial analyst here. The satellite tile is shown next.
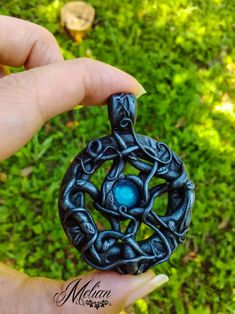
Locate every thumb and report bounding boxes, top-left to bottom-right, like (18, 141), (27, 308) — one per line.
(0, 262), (168, 313)
(57, 270), (169, 313)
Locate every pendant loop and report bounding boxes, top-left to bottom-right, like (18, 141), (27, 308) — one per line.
(108, 93), (136, 132)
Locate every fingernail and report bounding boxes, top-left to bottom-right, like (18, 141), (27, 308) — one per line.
(125, 274), (169, 307)
(136, 85), (147, 98)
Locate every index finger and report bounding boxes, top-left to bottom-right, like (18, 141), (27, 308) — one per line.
(0, 15), (63, 69)
(0, 58), (145, 161)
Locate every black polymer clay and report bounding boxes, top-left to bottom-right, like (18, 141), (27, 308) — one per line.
(58, 93), (195, 275)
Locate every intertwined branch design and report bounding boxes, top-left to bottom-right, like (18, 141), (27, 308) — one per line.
(59, 93), (195, 274)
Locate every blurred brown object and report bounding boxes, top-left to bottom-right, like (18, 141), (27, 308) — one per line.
(182, 251), (197, 265)
(60, 1), (95, 43)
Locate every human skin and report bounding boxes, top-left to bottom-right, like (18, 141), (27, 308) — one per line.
(0, 15), (168, 314)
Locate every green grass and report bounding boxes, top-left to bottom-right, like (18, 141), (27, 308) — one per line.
(0, 0), (235, 313)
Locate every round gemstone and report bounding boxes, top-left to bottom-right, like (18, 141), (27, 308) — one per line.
(113, 180), (139, 207)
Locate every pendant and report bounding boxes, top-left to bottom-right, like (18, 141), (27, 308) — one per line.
(58, 93), (195, 275)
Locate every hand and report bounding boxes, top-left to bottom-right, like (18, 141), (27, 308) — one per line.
(0, 15), (168, 314)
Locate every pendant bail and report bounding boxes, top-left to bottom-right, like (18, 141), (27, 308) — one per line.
(108, 93), (136, 132)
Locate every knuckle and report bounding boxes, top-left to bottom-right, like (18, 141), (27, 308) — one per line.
(0, 73), (22, 92)
(0, 72), (33, 94)
(34, 24), (56, 44)
(0, 70), (46, 125)
(31, 25), (61, 64)
(0, 71), (41, 116)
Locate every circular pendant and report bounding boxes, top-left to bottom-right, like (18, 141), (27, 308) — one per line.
(58, 93), (195, 275)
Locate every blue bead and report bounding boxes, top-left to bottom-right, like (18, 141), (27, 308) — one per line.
(113, 180), (139, 207)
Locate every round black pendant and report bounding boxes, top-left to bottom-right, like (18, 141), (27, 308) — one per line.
(58, 93), (195, 275)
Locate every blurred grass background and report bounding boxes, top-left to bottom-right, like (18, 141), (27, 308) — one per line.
(0, 0), (235, 313)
